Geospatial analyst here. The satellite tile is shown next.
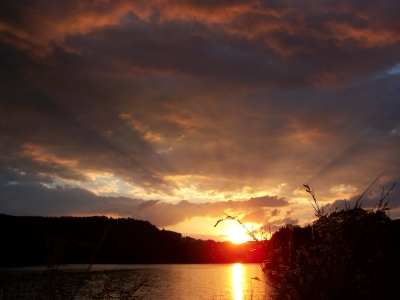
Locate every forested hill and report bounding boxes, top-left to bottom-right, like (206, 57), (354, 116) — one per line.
(0, 214), (266, 267)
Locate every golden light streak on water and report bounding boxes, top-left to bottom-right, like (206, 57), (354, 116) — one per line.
(232, 263), (243, 300)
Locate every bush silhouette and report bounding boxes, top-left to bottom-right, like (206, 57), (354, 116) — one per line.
(264, 182), (399, 300)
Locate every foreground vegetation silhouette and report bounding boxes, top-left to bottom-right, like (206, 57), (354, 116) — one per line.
(216, 179), (399, 299)
(264, 182), (399, 300)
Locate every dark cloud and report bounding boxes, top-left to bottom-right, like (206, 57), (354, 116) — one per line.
(0, 182), (141, 217)
(248, 196), (288, 207)
(137, 200), (159, 211)
(241, 208), (280, 224)
(241, 209), (266, 223)
(0, 182), (289, 227)
(271, 209), (280, 217)
(324, 181), (400, 212)
(1, 1), (400, 84)
(259, 217), (300, 234)
(136, 196), (289, 227)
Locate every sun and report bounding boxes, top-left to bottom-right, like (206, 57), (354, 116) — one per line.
(222, 224), (250, 244)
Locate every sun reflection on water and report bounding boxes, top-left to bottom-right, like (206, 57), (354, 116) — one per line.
(232, 263), (243, 300)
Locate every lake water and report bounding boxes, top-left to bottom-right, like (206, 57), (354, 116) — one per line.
(3, 264), (269, 300)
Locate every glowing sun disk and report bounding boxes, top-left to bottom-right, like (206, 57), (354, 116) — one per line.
(223, 224), (250, 244)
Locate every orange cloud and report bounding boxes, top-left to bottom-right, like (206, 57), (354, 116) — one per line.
(22, 143), (79, 166)
(3, 0), (400, 60)
(0, 1), (149, 57)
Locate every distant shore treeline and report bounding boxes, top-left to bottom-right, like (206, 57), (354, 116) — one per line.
(0, 214), (266, 267)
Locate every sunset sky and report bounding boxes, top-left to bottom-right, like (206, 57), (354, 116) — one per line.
(1, 0), (400, 242)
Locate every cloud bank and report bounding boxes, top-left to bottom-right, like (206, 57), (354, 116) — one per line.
(0, 182), (289, 227)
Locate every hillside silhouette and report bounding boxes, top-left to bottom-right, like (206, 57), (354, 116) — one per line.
(0, 214), (266, 267)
